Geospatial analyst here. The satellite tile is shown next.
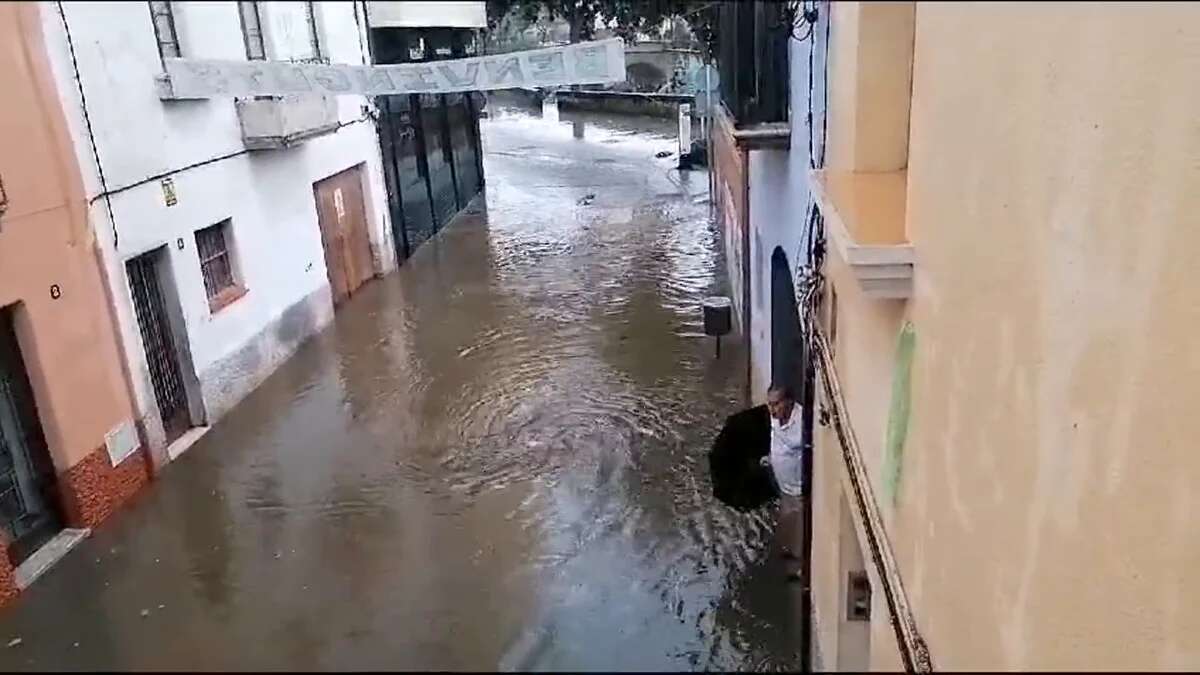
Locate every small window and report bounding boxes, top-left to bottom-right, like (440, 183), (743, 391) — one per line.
(239, 1), (266, 60)
(408, 36), (426, 62)
(195, 221), (241, 310)
(149, 1), (180, 59)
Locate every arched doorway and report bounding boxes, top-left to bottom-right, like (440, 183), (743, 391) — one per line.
(770, 247), (802, 393)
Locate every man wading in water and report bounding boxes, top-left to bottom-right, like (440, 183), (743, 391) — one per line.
(761, 384), (805, 581)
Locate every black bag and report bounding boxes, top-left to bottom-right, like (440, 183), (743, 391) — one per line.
(708, 405), (779, 511)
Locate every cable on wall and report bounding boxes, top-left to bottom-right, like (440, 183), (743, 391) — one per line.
(57, 1), (119, 250)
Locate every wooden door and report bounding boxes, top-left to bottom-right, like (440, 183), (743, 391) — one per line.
(313, 166), (374, 306)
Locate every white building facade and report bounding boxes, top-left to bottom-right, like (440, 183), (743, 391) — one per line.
(746, 15), (827, 402)
(39, 1), (395, 462)
(711, 1), (826, 404)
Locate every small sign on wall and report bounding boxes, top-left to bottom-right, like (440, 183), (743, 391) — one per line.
(333, 188), (345, 220)
(162, 177), (178, 207)
(105, 420), (140, 467)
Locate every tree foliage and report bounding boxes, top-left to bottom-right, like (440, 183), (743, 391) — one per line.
(485, 0), (717, 57)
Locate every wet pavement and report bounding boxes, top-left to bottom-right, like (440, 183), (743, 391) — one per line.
(0, 96), (803, 671)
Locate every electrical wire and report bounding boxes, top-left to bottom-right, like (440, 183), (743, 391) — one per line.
(58, 1), (119, 249)
(794, 0), (829, 276)
(819, 3), (830, 169)
(85, 114), (373, 206)
(783, 0), (819, 43)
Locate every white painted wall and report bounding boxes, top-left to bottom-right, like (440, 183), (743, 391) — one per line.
(367, 2), (487, 29)
(263, 1), (320, 61)
(747, 34), (818, 403)
(39, 1), (394, 452)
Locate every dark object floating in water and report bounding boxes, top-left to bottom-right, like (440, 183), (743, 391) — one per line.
(655, 150), (673, 158)
(709, 404), (778, 511)
(677, 139), (708, 170)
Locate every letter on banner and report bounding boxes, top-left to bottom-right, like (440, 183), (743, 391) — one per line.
(437, 62), (480, 88)
(354, 67), (397, 95)
(483, 56), (524, 86)
(313, 66), (352, 93)
(241, 63), (269, 92)
(527, 52), (566, 84)
(397, 65), (437, 90)
(276, 64), (312, 92)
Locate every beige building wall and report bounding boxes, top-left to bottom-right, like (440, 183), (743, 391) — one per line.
(811, 1), (1200, 670)
(0, 4), (138, 477)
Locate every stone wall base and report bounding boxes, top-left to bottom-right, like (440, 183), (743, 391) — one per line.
(0, 536), (15, 607)
(0, 445), (151, 608)
(58, 444), (152, 529)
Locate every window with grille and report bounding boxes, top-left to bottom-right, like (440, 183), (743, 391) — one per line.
(195, 222), (238, 305)
(239, 1), (266, 60)
(149, 1), (180, 58)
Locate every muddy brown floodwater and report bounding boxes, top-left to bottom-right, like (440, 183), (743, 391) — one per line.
(0, 96), (804, 671)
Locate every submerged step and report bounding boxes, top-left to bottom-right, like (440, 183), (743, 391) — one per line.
(14, 528), (91, 590)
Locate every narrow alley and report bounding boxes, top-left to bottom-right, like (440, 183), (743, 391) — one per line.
(0, 97), (802, 671)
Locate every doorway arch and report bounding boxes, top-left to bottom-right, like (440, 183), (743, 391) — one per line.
(770, 247), (802, 394)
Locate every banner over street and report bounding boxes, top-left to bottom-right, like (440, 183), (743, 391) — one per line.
(157, 39), (626, 99)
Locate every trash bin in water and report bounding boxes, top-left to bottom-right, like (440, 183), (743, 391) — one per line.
(702, 296), (732, 357)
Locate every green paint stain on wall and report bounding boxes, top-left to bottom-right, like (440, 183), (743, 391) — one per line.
(882, 322), (916, 506)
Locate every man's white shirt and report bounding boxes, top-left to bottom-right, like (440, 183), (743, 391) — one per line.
(769, 403), (805, 496)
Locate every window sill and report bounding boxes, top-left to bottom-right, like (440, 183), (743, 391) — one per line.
(716, 104), (790, 150)
(809, 169), (914, 299)
(208, 285), (249, 314)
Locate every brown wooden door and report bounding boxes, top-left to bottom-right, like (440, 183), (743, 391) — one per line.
(313, 166), (374, 306)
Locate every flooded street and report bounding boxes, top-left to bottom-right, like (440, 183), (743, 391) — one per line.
(0, 98), (802, 671)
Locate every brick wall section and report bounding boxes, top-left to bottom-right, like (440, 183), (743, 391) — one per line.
(58, 445), (152, 529)
(712, 107), (749, 332)
(0, 533), (16, 608)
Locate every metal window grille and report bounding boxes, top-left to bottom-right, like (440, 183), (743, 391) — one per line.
(239, 1), (266, 60)
(0, 379), (28, 529)
(126, 254), (191, 440)
(149, 1), (181, 58)
(195, 222), (236, 300)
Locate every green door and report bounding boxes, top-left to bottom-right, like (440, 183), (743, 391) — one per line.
(0, 314), (62, 564)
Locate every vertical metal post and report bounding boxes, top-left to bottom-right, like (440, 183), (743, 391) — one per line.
(679, 103), (692, 156)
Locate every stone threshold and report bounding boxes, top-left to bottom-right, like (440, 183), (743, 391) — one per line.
(167, 425), (211, 462)
(14, 528), (90, 590)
